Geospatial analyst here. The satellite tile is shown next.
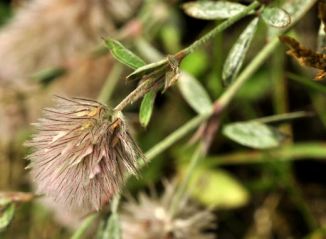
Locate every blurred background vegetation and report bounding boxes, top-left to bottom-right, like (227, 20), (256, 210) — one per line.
(0, 0), (325, 238)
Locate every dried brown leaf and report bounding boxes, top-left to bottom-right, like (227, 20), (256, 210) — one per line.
(315, 70), (326, 81)
(0, 192), (34, 203)
(280, 36), (326, 80)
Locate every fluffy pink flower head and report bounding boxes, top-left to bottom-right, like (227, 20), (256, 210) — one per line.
(25, 96), (144, 214)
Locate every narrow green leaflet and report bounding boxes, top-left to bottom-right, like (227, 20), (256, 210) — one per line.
(189, 167), (249, 209)
(139, 91), (157, 127)
(182, 1), (247, 20)
(0, 199), (15, 232)
(126, 58), (168, 81)
(261, 7), (291, 28)
(178, 72), (213, 114)
(104, 38), (146, 70)
(223, 121), (285, 149)
(222, 17), (259, 86)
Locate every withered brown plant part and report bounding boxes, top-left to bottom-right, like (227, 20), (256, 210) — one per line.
(25, 96), (144, 214)
(121, 182), (216, 239)
(280, 36), (326, 80)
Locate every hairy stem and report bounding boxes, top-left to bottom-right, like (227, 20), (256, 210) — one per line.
(183, 1), (260, 54)
(113, 77), (158, 112)
(111, 1), (260, 113)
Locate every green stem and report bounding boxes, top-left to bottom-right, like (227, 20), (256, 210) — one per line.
(110, 1), (260, 113)
(272, 46), (288, 115)
(70, 214), (97, 239)
(253, 111), (313, 124)
(97, 64), (124, 104)
(218, 37), (280, 108)
(113, 78), (158, 112)
(209, 142), (326, 166)
(131, 0), (316, 171)
(144, 113), (210, 161)
(184, 1), (260, 54)
(217, 0), (317, 108)
(285, 171), (318, 230)
(169, 143), (205, 217)
(287, 72), (326, 94)
(111, 193), (121, 213)
(271, 45), (317, 231)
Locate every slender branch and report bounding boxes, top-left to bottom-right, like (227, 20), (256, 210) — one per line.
(144, 113), (211, 160)
(287, 72), (326, 94)
(183, 1), (260, 54)
(70, 214), (97, 239)
(217, 37), (280, 108)
(169, 143), (205, 217)
(253, 111), (314, 124)
(130, 0), (317, 173)
(111, 1), (260, 113)
(113, 77), (159, 112)
(208, 142), (326, 166)
(110, 0), (316, 209)
(217, 0), (318, 108)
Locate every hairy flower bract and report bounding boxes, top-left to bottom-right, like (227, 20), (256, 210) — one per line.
(25, 96), (144, 214)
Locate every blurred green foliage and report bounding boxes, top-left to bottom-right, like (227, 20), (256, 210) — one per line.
(1, 0), (326, 239)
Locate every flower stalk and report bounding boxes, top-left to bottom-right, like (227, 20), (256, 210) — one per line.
(169, 143), (205, 217)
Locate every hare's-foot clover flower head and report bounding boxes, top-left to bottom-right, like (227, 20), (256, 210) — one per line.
(121, 182), (216, 239)
(25, 96), (144, 214)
